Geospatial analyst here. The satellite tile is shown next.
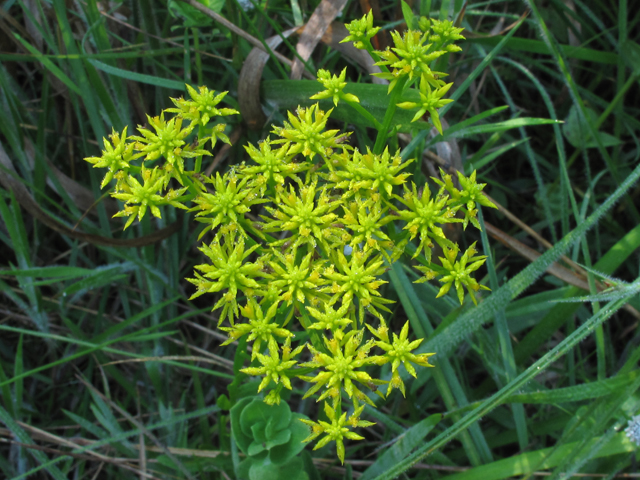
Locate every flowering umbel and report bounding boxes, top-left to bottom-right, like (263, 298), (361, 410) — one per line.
(83, 11), (491, 465)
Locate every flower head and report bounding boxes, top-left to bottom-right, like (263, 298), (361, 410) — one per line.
(299, 331), (385, 405)
(323, 249), (393, 325)
(397, 182), (461, 262)
(111, 166), (166, 228)
(271, 104), (344, 160)
(85, 127), (140, 188)
(167, 85), (239, 127)
(434, 169), (498, 229)
(307, 301), (353, 334)
(374, 30), (446, 92)
(397, 75), (454, 134)
(190, 172), (263, 238)
(187, 231), (267, 324)
(367, 319), (435, 396)
(331, 147), (412, 198)
(429, 19), (465, 46)
(433, 242), (490, 305)
(268, 248), (327, 307)
(340, 10), (380, 50)
(241, 337), (305, 404)
(300, 402), (375, 464)
(220, 299), (292, 358)
(261, 181), (342, 253)
(240, 137), (308, 190)
(132, 113), (210, 175)
(341, 198), (395, 260)
(310, 68), (360, 106)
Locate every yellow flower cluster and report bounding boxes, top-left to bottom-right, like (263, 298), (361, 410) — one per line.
(84, 12), (493, 464)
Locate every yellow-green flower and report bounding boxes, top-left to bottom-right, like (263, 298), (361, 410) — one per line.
(323, 249), (393, 324)
(111, 166), (166, 229)
(433, 242), (490, 305)
(396, 182), (461, 262)
(268, 248), (327, 307)
(132, 113), (208, 175)
(340, 10), (380, 50)
(397, 75), (454, 134)
(220, 299), (292, 359)
(80, 21), (487, 464)
(331, 147), (413, 198)
(190, 172), (263, 239)
(310, 68), (360, 106)
(433, 169), (498, 229)
(429, 19), (465, 47)
(271, 104), (344, 159)
(85, 127), (140, 188)
(261, 181), (342, 253)
(241, 337), (304, 404)
(166, 85), (239, 127)
(307, 301), (352, 334)
(373, 30), (446, 92)
(367, 319), (435, 396)
(341, 198), (395, 260)
(240, 137), (309, 191)
(187, 231), (267, 325)
(300, 402), (375, 464)
(299, 331), (385, 405)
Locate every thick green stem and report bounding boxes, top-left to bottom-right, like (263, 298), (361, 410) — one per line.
(344, 99), (382, 130)
(362, 41), (387, 74)
(373, 77), (407, 155)
(194, 124), (205, 174)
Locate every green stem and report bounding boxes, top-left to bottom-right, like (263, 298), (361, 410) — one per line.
(194, 125), (205, 174)
(344, 99), (382, 130)
(566, 73), (636, 169)
(192, 27), (202, 85)
(580, 233), (605, 380)
(373, 77), (407, 155)
(363, 41), (388, 74)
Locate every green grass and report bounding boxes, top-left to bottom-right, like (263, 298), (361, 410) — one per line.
(1, 0), (640, 478)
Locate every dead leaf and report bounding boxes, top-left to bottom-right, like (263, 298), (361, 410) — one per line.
(317, 22), (384, 82)
(238, 26), (299, 130)
(290, 0), (349, 80)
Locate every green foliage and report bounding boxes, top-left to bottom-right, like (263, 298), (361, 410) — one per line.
(230, 396), (310, 480)
(563, 105), (623, 149)
(168, 0), (225, 27)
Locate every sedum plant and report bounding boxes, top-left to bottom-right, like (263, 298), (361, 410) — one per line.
(84, 9), (495, 465)
(230, 396), (311, 480)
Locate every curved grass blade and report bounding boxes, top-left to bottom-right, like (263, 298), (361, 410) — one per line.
(87, 59), (187, 90)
